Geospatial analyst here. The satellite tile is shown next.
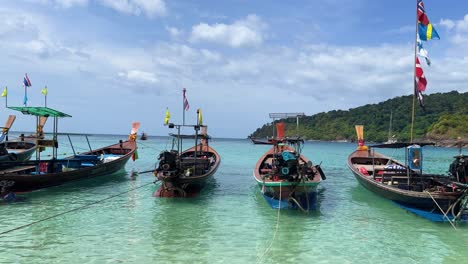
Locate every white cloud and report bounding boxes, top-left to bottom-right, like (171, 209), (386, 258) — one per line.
(440, 15), (468, 31)
(98, 0), (166, 18)
(166, 26), (181, 38)
(27, 0), (166, 17)
(26, 0), (89, 8)
(439, 18), (455, 30)
(190, 14), (266, 48)
(55, 0), (88, 8)
(439, 14), (468, 45)
(118, 70), (158, 84)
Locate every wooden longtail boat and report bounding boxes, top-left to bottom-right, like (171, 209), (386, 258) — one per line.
(253, 122), (325, 211)
(0, 106), (138, 193)
(250, 138), (273, 145)
(0, 141), (36, 163)
(348, 126), (468, 221)
(154, 108), (220, 197)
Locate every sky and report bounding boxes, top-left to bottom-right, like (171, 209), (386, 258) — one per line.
(0, 0), (467, 138)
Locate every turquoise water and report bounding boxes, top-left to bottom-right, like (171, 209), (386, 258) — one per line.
(1, 135), (467, 263)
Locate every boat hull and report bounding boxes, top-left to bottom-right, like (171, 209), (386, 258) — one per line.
(0, 141), (36, 162)
(0, 140), (136, 192)
(253, 145), (322, 210)
(256, 180), (319, 210)
(348, 150), (461, 212)
(154, 144), (220, 197)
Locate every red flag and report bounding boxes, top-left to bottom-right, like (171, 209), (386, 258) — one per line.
(417, 0), (430, 25)
(415, 57), (427, 92)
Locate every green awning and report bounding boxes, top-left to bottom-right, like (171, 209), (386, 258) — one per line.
(8, 106), (72, 117)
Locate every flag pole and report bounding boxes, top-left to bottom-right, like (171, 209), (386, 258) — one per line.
(24, 86), (28, 107)
(45, 92), (47, 107)
(410, 0), (418, 143)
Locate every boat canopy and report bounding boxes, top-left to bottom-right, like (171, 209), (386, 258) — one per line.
(370, 142), (435, 148)
(169, 133), (211, 139)
(8, 106), (72, 118)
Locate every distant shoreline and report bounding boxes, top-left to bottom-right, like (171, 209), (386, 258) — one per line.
(432, 138), (467, 148)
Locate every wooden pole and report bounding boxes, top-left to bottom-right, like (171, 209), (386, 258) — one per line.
(410, 0), (418, 143)
(24, 86), (28, 106)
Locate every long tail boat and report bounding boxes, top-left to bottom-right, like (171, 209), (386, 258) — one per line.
(348, 126), (468, 222)
(154, 107), (221, 197)
(0, 106), (138, 193)
(0, 115), (36, 162)
(249, 137), (273, 145)
(253, 122), (325, 211)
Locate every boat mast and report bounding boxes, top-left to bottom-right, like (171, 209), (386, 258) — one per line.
(410, 0), (419, 143)
(388, 110), (393, 141)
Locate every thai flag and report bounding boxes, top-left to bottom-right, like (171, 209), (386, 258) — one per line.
(183, 88), (189, 111)
(23, 73), (32, 87)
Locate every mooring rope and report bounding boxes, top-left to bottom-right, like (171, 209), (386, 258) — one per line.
(424, 191), (457, 230)
(0, 181), (154, 237)
(257, 182), (281, 263)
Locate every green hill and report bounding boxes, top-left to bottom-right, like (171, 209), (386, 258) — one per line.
(250, 91), (468, 142)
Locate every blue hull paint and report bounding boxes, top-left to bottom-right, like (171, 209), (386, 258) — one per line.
(263, 191), (317, 210)
(395, 202), (468, 222)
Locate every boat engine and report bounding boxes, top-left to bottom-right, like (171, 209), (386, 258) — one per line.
(449, 155), (468, 184)
(276, 151), (298, 180)
(157, 150), (178, 172)
(0, 143), (8, 156)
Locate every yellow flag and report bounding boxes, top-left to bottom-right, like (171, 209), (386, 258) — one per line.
(1, 87), (7, 97)
(41, 86), (48, 96)
(164, 108), (170, 125)
(197, 108), (203, 125)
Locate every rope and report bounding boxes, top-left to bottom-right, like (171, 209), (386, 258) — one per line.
(424, 191), (457, 230)
(289, 196), (308, 213)
(257, 182), (281, 263)
(0, 181), (154, 237)
(453, 190), (468, 221)
(136, 141), (162, 152)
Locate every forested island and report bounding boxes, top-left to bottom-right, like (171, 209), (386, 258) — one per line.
(249, 91), (467, 146)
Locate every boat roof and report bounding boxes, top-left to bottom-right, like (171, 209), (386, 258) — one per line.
(169, 133), (211, 139)
(370, 142), (435, 148)
(8, 106), (72, 117)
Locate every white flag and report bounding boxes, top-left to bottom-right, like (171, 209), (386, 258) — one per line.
(417, 34), (431, 66)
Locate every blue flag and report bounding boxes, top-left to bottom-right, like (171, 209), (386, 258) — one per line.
(418, 23), (440, 41)
(23, 93), (28, 106)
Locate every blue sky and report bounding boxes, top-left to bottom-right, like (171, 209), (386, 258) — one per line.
(1, 0), (467, 138)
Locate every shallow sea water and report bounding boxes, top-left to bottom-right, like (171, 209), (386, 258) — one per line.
(0, 135), (467, 264)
